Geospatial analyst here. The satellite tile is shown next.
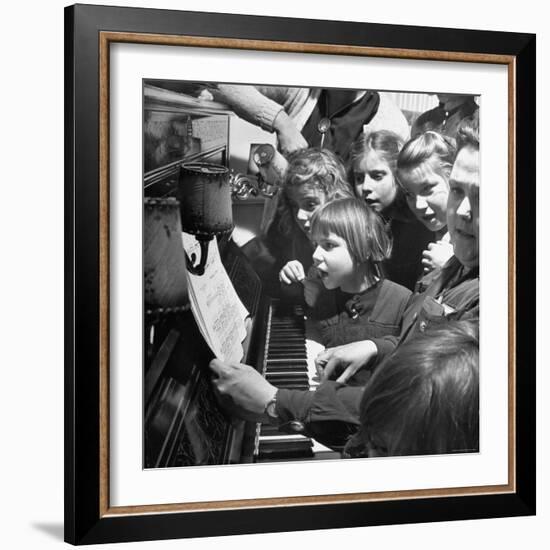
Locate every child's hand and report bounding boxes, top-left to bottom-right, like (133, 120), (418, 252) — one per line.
(279, 260), (305, 285)
(422, 240), (454, 273)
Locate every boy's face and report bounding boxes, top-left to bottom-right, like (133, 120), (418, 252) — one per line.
(286, 184), (326, 235)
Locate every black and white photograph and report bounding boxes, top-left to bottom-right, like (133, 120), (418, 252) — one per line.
(143, 81), (480, 469)
(60, 2), (539, 545)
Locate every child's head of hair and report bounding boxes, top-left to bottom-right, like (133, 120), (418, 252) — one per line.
(349, 131), (412, 218)
(348, 320), (479, 458)
(349, 130), (404, 180)
(277, 148), (352, 237)
(283, 147), (350, 200)
(310, 197), (392, 265)
(397, 131), (457, 183)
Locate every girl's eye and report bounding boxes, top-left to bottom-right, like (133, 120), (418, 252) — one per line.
(369, 171), (385, 181)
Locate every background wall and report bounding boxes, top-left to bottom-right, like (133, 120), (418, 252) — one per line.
(0, 0), (545, 548)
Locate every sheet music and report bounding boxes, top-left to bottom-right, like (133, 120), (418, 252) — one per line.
(182, 233), (249, 364)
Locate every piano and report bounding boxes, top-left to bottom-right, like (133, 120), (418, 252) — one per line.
(144, 233), (340, 468)
(143, 81), (339, 468)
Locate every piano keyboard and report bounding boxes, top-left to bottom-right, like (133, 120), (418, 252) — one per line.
(255, 301), (340, 462)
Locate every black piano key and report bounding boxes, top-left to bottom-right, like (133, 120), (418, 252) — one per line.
(267, 345), (306, 352)
(264, 366), (307, 375)
(267, 348), (306, 355)
(266, 371), (308, 378)
(265, 362), (307, 369)
(265, 367), (308, 374)
(272, 384), (309, 390)
(266, 356), (307, 362)
(268, 335), (304, 341)
(267, 358), (306, 364)
(267, 347), (306, 354)
(266, 380), (309, 387)
(264, 364), (307, 374)
(265, 377), (309, 386)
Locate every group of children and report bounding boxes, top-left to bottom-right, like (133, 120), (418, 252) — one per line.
(241, 126), (478, 458)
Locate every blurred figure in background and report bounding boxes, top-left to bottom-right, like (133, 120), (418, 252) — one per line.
(412, 93), (479, 139)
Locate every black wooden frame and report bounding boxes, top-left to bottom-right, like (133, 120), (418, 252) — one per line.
(65, 3), (536, 545)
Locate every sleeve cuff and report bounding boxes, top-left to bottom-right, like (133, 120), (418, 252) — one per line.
(370, 336), (397, 363)
(275, 389), (315, 424)
(262, 106), (286, 132)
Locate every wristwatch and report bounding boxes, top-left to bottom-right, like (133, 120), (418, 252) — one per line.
(264, 391), (279, 422)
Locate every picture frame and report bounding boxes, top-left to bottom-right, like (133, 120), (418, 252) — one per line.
(64, 3), (536, 545)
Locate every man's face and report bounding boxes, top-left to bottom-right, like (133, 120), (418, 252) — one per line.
(446, 146), (480, 269)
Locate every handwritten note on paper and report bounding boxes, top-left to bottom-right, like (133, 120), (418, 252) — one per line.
(181, 233), (249, 364)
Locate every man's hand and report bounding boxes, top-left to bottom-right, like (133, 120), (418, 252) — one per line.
(209, 359), (277, 422)
(422, 240), (454, 273)
(273, 110), (308, 156)
(315, 340), (378, 384)
(279, 260), (306, 285)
